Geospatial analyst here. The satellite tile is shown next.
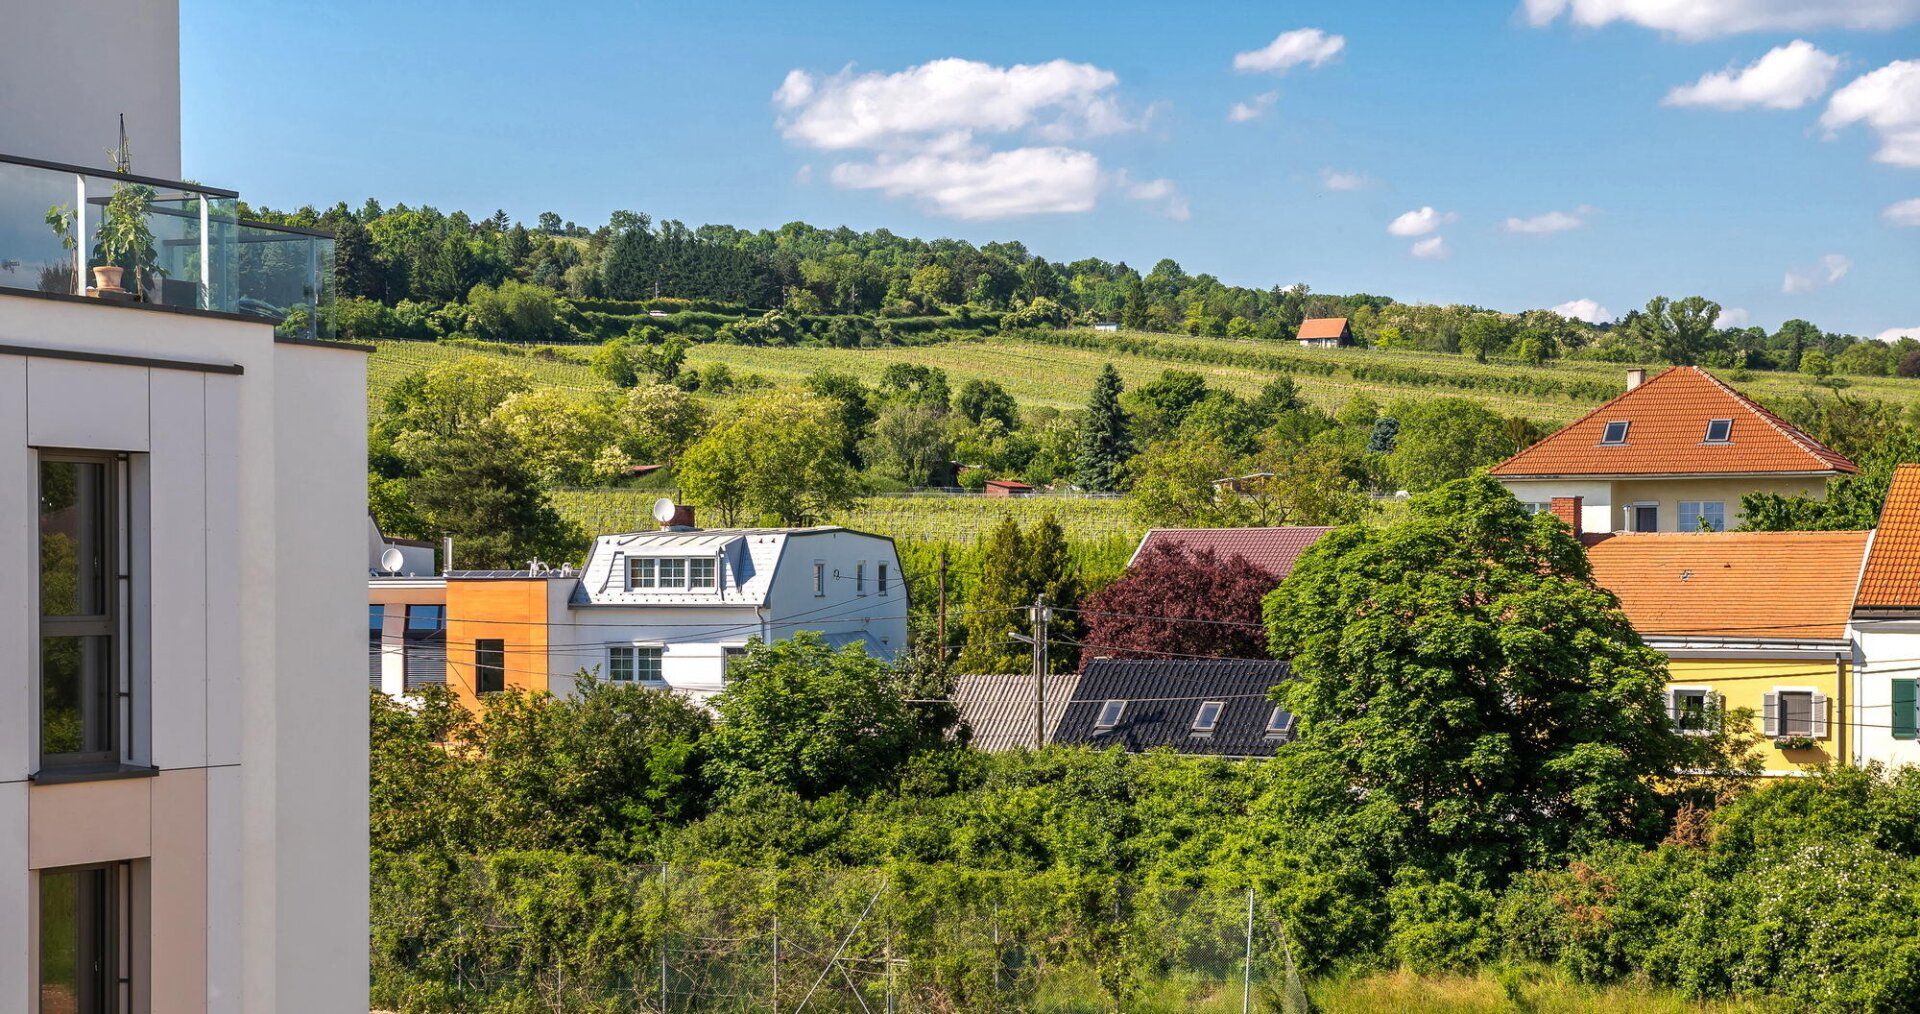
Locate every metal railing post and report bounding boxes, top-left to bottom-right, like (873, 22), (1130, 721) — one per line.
(73, 173), (87, 295)
(1242, 885), (1255, 1014)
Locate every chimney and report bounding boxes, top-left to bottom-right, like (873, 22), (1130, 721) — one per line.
(661, 504), (697, 530)
(1626, 368), (1646, 390)
(441, 535), (453, 576)
(1550, 496), (1583, 536)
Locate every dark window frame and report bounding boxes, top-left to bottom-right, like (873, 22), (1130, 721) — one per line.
(1703, 417), (1733, 443)
(37, 451), (127, 770)
(38, 861), (132, 1014)
(1094, 699), (1127, 730)
(475, 639), (506, 695)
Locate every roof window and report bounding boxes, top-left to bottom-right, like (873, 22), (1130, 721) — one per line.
(1191, 701), (1224, 735)
(1704, 418), (1732, 443)
(1265, 708), (1296, 739)
(1600, 420), (1630, 445)
(1095, 700), (1127, 730)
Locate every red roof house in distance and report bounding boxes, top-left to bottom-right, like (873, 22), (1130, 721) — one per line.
(1295, 317), (1352, 347)
(1127, 527), (1333, 581)
(1489, 366), (1855, 534)
(983, 478), (1035, 498)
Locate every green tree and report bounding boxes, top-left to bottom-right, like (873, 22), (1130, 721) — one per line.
(1121, 277), (1148, 329)
(1124, 370), (1209, 442)
(862, 403), (956, 487)
(1075, 364), (1133, 492)
(1799, 347), (1833, 378)
(1386, 397), (1522, 492)
(1265, 476), (1691, 880)
(617, 383), (705, 466)
(1741, 429), (1920, 531)
(490, 389), (629, 486)
(1628, 295), (1721, 366)
(406, 421), (578, 568)
(955, 379), (1018, 429)
(957, 518), (1030, 674)
(382, 356), (532, 443)
(677, 390), (860, 525)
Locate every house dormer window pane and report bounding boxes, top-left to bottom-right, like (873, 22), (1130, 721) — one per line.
(878, 563), (889, 595)
(628, 558), (656, 589)
(1095, 700), (1126, 730)
(688, 557), (716, 589)
(1704, 418), (1733, 443)
(855, 562), (866, 594)
(1600, 420), (1630, 445)
(1191, 701), (1224, 734)
(658, 558), (686, 588)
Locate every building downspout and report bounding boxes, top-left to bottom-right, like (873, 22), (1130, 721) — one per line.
(1837, 653), (1849, 768)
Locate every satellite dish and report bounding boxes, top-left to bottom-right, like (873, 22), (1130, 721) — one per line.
(380, 547), (405, 574)
(652, 497), (679, 525)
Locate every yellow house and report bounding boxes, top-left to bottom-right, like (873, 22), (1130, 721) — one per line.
(1585, 530), (1870, 775)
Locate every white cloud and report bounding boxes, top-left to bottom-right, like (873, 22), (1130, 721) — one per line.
(1504, 206), (1594, 234)
(1886, 197), (1920, 225)
(1716, 307), (1752, 328)
(1411, 236), (1451, 259)
(1123, 177), (1191, 220)
(831, 147), (1104, 219)
(1550, 299), (1614, 323)
(1878, 327), (1920, 341)
(1228, 91), (1280, 122)
(1663, 40), (1840, 110)
(1781, 253), (1852, 293)
(775, 57), (1170, 220)
(1321, 168), (1370, 191)
(1233, 28), (1346, 75)
(1523, 0), (1920, 39)
(1388, 206), (1457, 237)
(1823, 60), (1920, 167)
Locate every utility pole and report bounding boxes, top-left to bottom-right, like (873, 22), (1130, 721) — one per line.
(1031, 593), (1051, 750)
(936, 548), (948, 659)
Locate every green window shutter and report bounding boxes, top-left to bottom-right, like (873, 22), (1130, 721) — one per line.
(1894, 679), (1917, 741)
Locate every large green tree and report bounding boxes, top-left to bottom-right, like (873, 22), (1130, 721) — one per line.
(405, 420), (577, 567)
(1265, 476), (1692, 881)
(1628, 295), (1722, 366)
(677, 389), (860, 525)
(1075, 363), (1133, 492)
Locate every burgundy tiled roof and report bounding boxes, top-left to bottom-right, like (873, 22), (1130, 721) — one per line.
(1129, 527), (1333, 581)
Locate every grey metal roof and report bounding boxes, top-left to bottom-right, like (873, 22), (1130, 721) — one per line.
(1053, 658), (1294, 757)
(952, 672), (1082, 752)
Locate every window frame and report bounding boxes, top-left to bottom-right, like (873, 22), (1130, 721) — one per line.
(812, 560), (826, 597)
(1703, 418), (1733, 443)
(877, 562), (889, 596)
(1191, 700), (1224, 735)
(855, 561), (866, 596)
(1628, 502), (1659, 532)
(1765, 686), (1826, 739)
(474, 638), (506, 695)
(687, 556), (717, 591)
(37, 451), (128, 770)
(1264, 707), (1295, 739)
(37, 861), (133, 1014)
(722, 644), (748, 679)
(1600, 420), (1630, 445)
(1667, 685), (1716, 736)
(1678, 500), (1726, 533)
(1094, 699), (1127, 730)
(627, 556), (657, 590)
(656, 557), (687, 590)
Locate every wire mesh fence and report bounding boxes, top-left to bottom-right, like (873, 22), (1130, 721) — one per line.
(371, 858), (1314, 1013)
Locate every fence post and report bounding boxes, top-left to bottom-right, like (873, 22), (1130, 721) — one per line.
(660, 863), (669, 1014)
(1242, 885), (1255, 1014)
(772, 914), (780, 1014)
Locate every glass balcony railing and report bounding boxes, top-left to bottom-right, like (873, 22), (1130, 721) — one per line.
(0, 153), (333, 339)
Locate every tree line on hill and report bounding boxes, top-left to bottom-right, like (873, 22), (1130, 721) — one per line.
(249, 198), (1918, 375)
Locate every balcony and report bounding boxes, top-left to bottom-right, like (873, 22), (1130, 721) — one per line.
(0, 153), (334, 339)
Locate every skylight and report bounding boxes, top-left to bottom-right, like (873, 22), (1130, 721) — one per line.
(1265, 708), (1296, 739)
(1191, 701), (1224, 735)
(1600, 420), (1630, 445)
(1704, 418), (1732, 443)
(1095, 700), (1126, 730)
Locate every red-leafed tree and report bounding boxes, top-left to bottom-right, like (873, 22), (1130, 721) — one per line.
(1078, 543), (1280, 665)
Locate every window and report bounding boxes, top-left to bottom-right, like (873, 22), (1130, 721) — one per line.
(1895, 679), (1918, 741)
(1265, 708), (1295, 740)
(1679, 501), (1726, 532)
(1094, 699), (1127, 730)
(1765, 689), (1826, 739)
(1191, 701), (1224, 735)
(1630, 504), (1659, 532)
(475, 639), (506, 694)
(627, 557), (657, 589)
(878, 563), (889, 596)
(403, 604), (447, 690)
(369, 605), (385, 688)
(688, 557), (716, 590)
(608, 645), (664, 683)
(38, 863), (132, 1014)
(1600, 420), (1630, 445)
(658, 558), (686, 589)
(38, 454), (124, 768)
(723, 645), (748, 678)
(855, 562), (866, 595)
(1668, 687), (1715, 735)
(1520, 502), (1551, 515)
(1704, 418), (1733, 443)
(813, 561), (826, 597)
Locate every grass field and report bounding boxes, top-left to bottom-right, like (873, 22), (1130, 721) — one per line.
(551, 488), (1146, 545)
(365, 330), (1919, 427)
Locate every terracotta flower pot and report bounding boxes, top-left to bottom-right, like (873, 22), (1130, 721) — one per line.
(93, 265), (125, 293)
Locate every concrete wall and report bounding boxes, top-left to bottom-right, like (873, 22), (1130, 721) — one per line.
(0, 293), (367, 1012)
(0, 0), (183, 177)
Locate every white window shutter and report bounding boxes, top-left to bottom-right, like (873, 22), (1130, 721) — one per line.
(1811, 693), (1829, 739)
(1666, 688), (1680, 724)
(1762, 691), (1779, 737)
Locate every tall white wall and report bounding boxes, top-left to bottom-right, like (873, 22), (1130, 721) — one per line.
(1853, 620), (1920, 770)
(0, 0), (183, 177)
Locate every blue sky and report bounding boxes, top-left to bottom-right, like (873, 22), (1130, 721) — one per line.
(183, 1), (1917, 337)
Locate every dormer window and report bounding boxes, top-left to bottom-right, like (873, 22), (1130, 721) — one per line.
(1191, 701), (1224, 735)
(1095, 700), (1126, 730)
(1265, 708), (1296, 740)
(627, 558), (656, 589)
(1600, 420), (1630, 445)
(1704, 418), (1732, 443)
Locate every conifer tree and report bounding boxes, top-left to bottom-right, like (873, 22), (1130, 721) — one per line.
(1075, 364), (1133, 492)
(957, 517), (1028, 673)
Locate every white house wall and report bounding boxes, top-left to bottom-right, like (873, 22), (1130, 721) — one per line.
(1496, 479), (1612, 532)
(1853, 620), (1920, 769)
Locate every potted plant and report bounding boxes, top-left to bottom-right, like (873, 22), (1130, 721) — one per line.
(93, 183), (158, 297)
(1773, 734), (1816, 751)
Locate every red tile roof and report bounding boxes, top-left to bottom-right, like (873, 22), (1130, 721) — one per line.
(1489, 366), (1856, 479)
(1129, 527), (1333, 581)
(1856, 464), (1920, 612)
(1296, 317), (1349, 341)
(1585, 530), (1869, 641)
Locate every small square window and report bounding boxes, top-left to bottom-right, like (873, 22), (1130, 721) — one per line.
(1095, 700), (1127, 730)
(657, 558), (686, 588)
(1670, 688), (1714, 734)
(1679, 501), (1726, 532)
(688, 557), (716, 589)
(1191, 701), (1224, 734)
(1704, 418), (1733, 443)
(628, 558), (657, 590)
(723, 645), (748, 678)
(1600, 420), (1630, 445)
(1265, 708), (1296, 739)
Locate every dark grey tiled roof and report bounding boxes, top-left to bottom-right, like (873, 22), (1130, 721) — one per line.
(952, 672), (1082, 752)
(1053, 658), (1294, 757)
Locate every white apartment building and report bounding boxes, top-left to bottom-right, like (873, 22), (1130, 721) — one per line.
(2, 4), (369, 1011)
